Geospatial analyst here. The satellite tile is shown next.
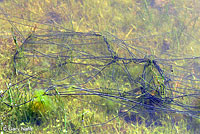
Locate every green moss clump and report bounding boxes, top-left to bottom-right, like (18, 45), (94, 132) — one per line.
(30, 90), (53, 114)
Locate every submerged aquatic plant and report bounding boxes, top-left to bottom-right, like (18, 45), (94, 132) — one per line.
(30, 90), (53, 114)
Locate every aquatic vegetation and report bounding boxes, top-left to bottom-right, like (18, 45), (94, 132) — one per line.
(30, 90), (53, 114)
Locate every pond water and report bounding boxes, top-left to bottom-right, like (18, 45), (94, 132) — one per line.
(0, 0), (199, 133)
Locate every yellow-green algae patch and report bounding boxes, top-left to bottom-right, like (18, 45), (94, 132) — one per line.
(30, 90), (53, 114)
